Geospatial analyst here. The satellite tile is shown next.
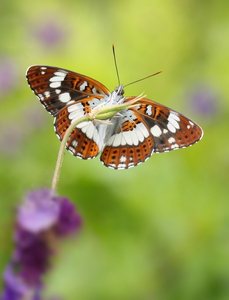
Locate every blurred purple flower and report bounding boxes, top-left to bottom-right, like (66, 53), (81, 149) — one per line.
(187, 84), (219, 117)
(1, 265), (35, 300)
(32, 19), (67, 48)
(18, 189), (60, 233)
(14, 229), (51, 285)
(1, 189), (82, 300)
(0, 57), (18, 96)
(55, 197), (82, 236)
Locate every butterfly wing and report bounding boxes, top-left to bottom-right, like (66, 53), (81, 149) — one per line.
(131, 97), (203, 153)
(26, 66), (110, 159)
(100, 109), (154, 169)
(26, 65), (110, 116)
(54, 97), (105, 159)
(100, 97), (203, 169)
(27, 66), (203, 166)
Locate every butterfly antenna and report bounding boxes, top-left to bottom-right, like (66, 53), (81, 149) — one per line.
(123, 71), (162, 88)
(112, 44), (121, 86)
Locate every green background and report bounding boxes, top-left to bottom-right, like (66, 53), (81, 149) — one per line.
(0, 1), (228, 299)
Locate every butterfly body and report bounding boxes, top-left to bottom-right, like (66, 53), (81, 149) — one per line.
(90, 85), (125, 116)
(26, 65), (203, 169)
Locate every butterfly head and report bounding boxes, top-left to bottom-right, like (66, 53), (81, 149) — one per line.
(114, 85), (124, 96)
(106, 85), (125, 106)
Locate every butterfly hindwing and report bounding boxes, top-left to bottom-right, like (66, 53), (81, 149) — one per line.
(100, 109), (154, 169)
(54, 97), (106, 159)
(54, 96), (103, 140)
(66, 126), (100, 159)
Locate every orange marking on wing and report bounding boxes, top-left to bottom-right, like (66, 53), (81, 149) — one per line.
(101, 136), (154, 169)
(55, 107), (71, 140)
(67, 128), (99, 159)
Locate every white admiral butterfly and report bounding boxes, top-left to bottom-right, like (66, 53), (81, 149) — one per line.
(26, 65), (203, 169)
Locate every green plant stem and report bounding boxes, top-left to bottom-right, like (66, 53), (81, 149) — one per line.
(51, 115), (90, 192)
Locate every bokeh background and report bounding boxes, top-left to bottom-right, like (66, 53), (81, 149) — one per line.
(0, 0), (229, 299)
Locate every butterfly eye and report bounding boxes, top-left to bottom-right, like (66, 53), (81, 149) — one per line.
(115, 85), (124, 96)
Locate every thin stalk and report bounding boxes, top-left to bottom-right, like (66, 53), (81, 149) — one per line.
(51, 115), (90, 192)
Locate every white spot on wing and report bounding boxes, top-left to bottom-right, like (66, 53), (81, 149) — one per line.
(123, 132), (133, 145)
(59, 92), (71, 103)
(167, 123), (176, 133)
(49, 76), (65, 82)
(168, 113), (180, 129)
(134, 127), (144, 143)
(131, 130), (139, 146)
(117, 163), (126, 169)
(44, 91), (50, 98)
(109, 163), (116, 169)
(68, 146), (76, 154)
(170, 112), (180, 121)
(151, 125), (162, 137)
(50, 82), (61, 88)
(171, 143), (179, 149)
(146, 105), (152, 115)
(69, 104), (85, 120)
(69, 111), (85, 120)
(80, 81), (88, 91)
(68, 103), (84, 113)
(55, 71), (67, 76)
(113, 133), (122, 147)
(72, 140), (78, 147)
(92, 87), (97, 94)
(121, 135), (126, 146)
(128, 162), (135, 168)
(137, 123), (149, 138)
(38, 94), (44, 101)
(120, 156), (126, 163)
(168, 137), (175, 144)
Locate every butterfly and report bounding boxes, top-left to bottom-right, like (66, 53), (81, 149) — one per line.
(26, 65), (203, 169)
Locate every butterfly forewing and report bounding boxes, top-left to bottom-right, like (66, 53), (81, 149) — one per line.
(26, 65), (111, 160)
(128, 97), (203, 153)
(26, 66), (110, 116)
